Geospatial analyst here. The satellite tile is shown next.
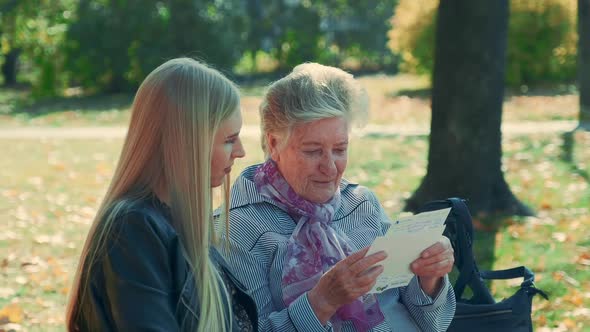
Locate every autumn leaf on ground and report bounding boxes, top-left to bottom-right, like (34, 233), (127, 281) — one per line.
(0, 323), (23, 332)
(0, 303), (24, 324)
(551, 232), (567, 242)
(552, 271), (580, 287)
(575, 252), (590, 266)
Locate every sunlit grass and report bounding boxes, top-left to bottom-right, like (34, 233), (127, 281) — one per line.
(1, 130), (589, 330)
(0, 74), (580, 128)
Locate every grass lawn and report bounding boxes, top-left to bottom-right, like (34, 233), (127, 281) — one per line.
(0, 74), (580, 128)
(0, 73), (588, 330)
(1, 130), (589, 331)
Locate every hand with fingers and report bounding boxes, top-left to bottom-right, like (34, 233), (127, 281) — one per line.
(410, 235), (454, 297)
(307, 246), (387, 325)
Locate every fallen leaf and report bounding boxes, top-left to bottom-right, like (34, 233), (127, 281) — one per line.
(0, 303), (24, 323)
(551, 232), (567, 242)
(0, 323), (23, 331)
(571, 308), (590, 318)
(575, 252), (590, 266)
(14, 277), (26, 286)
(1, 190), (19, 198)
(552, 271), (580, 287)
(537, 314), (547, 326)
(562, 318), (576, 329)
(563, 290), (584, 306)
(0, 288), (15, 298)
(27, 177), (43, 187)
(540, 201), (552, 210)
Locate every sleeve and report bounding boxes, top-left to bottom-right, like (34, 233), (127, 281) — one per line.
(337, 188), (391, 249)
(399, 273), (456, 331)
(220, 220), (332, 332)
(365, 189), (392, 236)
(90, 211), (181, 331)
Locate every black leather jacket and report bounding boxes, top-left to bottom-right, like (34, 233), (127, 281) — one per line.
(73, 197), (258, 331)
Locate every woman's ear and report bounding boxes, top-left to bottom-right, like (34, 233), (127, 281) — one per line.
(266, 133), (281, 162)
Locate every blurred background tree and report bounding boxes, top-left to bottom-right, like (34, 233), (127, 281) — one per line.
(404, 0), (532, 216)
(390, 0), (577, 87)
(0, 0), (75, 97)
(240, 0), (397, 72)
(0, 0), (583, 95)
(579, 0), (590, 128)
(1, 0), (398, 95)
(63, 0), (248, 93)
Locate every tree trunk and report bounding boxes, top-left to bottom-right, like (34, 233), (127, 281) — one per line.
(1, 49), (19, 86)
(405, 0), (532, 216)
(579, 0), (590, 129)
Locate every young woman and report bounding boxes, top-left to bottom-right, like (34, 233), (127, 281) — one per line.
(66, 58), (257, 331)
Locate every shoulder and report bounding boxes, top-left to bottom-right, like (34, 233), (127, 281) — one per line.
(228, 164), (290, 230)
(226, 202), (294, 254)
(95, 197), (187, 289)
(334, 181), (391, 245)
(340, 181), (380, 204)
(336, 181), (384, 219)
(106, 197), (178, 250)
(223, 165), (295, 250)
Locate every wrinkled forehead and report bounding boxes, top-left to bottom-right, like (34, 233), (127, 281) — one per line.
(287, 117), (349, 145)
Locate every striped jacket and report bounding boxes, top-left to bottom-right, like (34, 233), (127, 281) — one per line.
(219, 164), (456, 331)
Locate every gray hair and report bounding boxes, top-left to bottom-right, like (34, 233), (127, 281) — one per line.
(259, 63), (368, 156)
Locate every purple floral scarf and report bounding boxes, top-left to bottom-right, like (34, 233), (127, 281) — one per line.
(254, 159), (384, 331)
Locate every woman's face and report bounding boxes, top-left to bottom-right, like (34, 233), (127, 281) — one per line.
(211, 110), (246, 187)
(268, 117), (348, 203)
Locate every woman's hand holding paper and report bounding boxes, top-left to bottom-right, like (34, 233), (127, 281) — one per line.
(308, 246), (388, 324)
(410, 236), (454, 297)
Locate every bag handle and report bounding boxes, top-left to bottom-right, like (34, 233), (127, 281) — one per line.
(479, 266), (532, 282)
(446, 198), (496, 304)
(445, 199), (474, 294)
(446, 202), (549, 302)
(479, 266), (549, 300)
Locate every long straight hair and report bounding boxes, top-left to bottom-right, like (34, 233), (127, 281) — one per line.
(66, 58), (239, 331)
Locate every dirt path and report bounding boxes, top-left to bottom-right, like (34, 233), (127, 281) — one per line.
(0, 120), (578, 139)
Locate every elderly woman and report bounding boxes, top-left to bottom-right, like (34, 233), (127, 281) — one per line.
(220, 63), (455, 331)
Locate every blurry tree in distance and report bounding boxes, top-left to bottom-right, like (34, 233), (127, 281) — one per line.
(64, 0), (247, 93)
(2, 0), (398, 95)
(389, 0), (577, 87)
(0, 0), (75, 96)
(405, 0), (532, 216)
(242, 0), (397, 71)
(579, 0), (590, 128)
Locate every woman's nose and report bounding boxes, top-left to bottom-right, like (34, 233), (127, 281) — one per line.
(232, 138), (246, 159)
(319, 152), (337, 176)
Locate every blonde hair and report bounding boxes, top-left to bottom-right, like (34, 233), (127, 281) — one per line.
(66, 58), (239, 331)
(259, 62), (368, 156)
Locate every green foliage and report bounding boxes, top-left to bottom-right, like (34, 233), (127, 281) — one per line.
(0, 0), (76, 97)
(243, 0), (398, 71)
(506, 0), (577, 85)
(388, 0), (438, 75)
(2, 0), (399, 94)
(273, 5), (323, 70)
(389, 0), (578, 86)
(64, 0), (247, 93)
(316, 0), (399, 70)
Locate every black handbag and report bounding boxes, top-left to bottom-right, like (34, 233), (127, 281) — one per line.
(418, 198), (548, 332)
